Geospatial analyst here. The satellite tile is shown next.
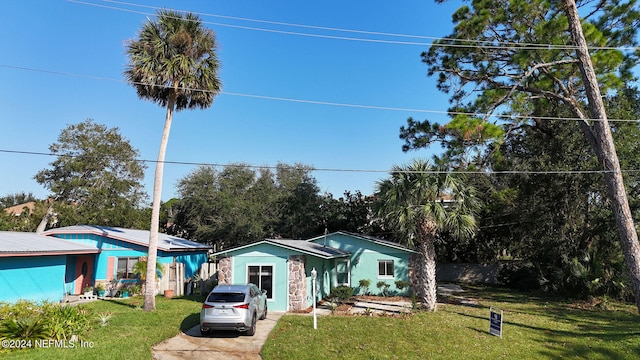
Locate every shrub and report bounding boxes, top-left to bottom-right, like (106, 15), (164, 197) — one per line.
(0, 301), (94, 342)
(358, 279), (371, 295)
(0, 317), (49, 341)
(395, 280), (410, 292)
(377, 281), (390, 297)
(329, 286), (354, 304)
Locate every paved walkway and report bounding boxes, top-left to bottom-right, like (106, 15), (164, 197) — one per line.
(152, 312), (283, 360)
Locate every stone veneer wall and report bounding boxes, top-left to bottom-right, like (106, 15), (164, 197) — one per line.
(288, 255), (307, 311)
(218, 257), (232, 285)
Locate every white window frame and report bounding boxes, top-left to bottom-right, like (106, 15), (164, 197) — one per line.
(335, 258), (351, 287)
(378, 259), (394, 279)
(247, 264), (275, 300)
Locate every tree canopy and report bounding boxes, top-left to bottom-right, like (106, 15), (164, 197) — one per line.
(171, 163), (372, 249)
(34, 120), (148, 228)
(403, 1), (640, 307)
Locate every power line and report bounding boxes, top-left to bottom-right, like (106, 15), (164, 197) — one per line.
(2, 148), (637, 175)
(2, 63), (639, 123)
(70, 0), (640, 52)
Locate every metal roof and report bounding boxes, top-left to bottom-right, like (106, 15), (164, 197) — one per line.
(0, 231), (98, 257)
(213, 239), (351, 259)
(43, 225), (211, 252)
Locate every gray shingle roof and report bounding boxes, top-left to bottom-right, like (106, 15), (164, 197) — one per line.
(266, 239), (351, 259)
(308, 231), (417, 253)
(43, 225), (211, 252)
(213, 239), (351, 259)
(0, 231), (98, 256)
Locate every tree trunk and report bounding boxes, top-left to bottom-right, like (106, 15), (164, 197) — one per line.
(35, 205), (54, 234)
(417, 221), (438, 311)
(564, 0), (640, 312)
(144, 94), (176, 312)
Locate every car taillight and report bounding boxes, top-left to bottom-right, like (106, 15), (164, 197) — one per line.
(202, 304), (213, 309)
(233, 303), (249, 309)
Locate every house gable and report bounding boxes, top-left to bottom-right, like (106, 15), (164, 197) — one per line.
(308, 232), (414, 296)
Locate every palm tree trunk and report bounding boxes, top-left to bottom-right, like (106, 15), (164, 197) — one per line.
(418, 221), (438, 311)
(144, 93), (176, 311)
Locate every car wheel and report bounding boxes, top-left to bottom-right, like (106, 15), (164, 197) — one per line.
(245, 314), (257, 336)
(200, 328), (211, 336)
(260, 303), (268, 320)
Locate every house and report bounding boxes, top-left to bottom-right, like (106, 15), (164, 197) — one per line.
(213, 231), (416, 312)
(0, 225), (212, 303)
(3, 201), (36, 216)
(43, 225), (212, 295)
(0, 231), (99, 303)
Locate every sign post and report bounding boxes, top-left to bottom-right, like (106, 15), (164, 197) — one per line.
(489, 307), (503, 338)
(311, 267), (317, 330)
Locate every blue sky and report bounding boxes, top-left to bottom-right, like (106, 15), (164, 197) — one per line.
(1, 0), (461, 202)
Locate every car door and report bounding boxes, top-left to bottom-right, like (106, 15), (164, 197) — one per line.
(251, 285), (265, 314)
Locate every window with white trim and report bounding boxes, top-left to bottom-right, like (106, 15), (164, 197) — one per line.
(378, 260), (394, 278)
(336, 259), (350, 286)
(248, 265), (273, 299)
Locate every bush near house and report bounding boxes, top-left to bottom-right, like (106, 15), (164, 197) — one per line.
(0, 301), (94, 342)
(329, 286), (354, 304)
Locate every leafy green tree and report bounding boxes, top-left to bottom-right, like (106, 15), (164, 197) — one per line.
(320, 191), (380, 234)
(405, 0), (640, 311)
(34, 120), (147, 229)
(125, 9), (221, 311)
(0, 192), (37, 208)
(375, 160), (480, 311)
(272, 163), (325, 239)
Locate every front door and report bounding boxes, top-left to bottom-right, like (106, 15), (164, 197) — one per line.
(74, 255), (95, 294)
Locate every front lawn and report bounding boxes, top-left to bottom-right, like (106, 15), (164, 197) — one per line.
(2, 288), (639, 359)
(262, 286), (640, 359)
(1, 295), (203, 360)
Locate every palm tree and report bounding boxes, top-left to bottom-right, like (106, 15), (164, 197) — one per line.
(375, 159), (479, 311)
(124, 9), (222, 311)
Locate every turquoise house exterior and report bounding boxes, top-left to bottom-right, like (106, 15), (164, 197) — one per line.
(44, 226), (212, 294)
(0, 226), (211, 303)
(0, 231), (98, 303)
(214, 232), (415, 312)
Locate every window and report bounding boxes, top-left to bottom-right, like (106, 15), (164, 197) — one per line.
(378, 260), (394, 278)
(336, 259), (350, 286)
(248, 265), (273, 299)
(117, 257), (139, 279)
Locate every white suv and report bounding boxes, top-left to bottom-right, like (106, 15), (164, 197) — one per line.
(200, 283), (268, 336)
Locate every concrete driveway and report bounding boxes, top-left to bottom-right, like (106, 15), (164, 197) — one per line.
(152, 312), (284, 360)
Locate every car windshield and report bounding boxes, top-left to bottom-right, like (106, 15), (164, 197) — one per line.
(207, 292), (245, 303)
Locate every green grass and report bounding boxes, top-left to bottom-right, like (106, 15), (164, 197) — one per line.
(262, 287), (640, 360)
(3, 288), (639, 359)
(1, 295), (203, 360)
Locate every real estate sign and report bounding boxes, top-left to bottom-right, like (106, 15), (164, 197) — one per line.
(489, 307), (503, 338)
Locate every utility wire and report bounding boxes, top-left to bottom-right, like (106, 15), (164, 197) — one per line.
(70, 0), (640, 51)
(1, 149), (637, 175)
(2, 63), (639, 123)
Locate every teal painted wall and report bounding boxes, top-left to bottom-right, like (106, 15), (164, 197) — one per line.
(225, 243), (294, 312)
(172, 253), (208, 279)
(310, 234), (412, 296)
(0, 256), (67, 303)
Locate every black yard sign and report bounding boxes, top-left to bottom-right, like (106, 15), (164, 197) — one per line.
(489, 307), (503, 338)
